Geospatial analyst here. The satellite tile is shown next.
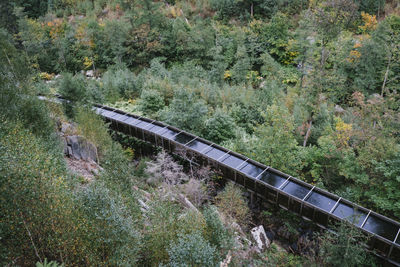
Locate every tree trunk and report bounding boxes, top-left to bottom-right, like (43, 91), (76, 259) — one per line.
(381, 51), (392, 97)
(303, 120), (312, 147)
(250, 3), (254, 17)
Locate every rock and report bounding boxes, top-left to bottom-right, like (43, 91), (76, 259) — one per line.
(90, 168), (99, 176)
(251, 225), (270, 252)
(60, 121), (76, 135)
(63, 138), (68, 155)
(335, 104), (345, 114)
(86, 70), (94, 77)
(67, 146), (73, 157)
(65, 135), (98, 162)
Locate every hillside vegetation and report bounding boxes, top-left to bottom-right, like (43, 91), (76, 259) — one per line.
(0, 0), (399, 266)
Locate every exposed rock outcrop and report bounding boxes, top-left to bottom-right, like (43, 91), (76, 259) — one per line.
(251, 225), (271, 252)
(58, 121), (98, 163)
(65, 135), (98, 163)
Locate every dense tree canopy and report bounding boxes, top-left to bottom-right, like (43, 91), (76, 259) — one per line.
(1, 0), (399, 265)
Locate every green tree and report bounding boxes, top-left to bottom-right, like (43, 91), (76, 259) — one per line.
(103, 19), (130, 65)
(0, 121), (92, 266)
(77, 181), (142, 266)
(375, 15), (400, 96)
(251, 103), (300, 174)
(371, 150), (400, 218)
(102, 66), (139, 102)
(356, 0), (385, 16)
(58, 73), (87, 117)
(312, 0), (358, 49)
(0, 28), (54, 137)
(317, 221), (376, 266)
(210, 0), (241, 20)
(203, 206), (233, 255)
(230, 102), (265, 134)
(138, 89), (165, 117)
(216, 182), (251, 227)
(203, 109), (236, 143)
(231, 44), (251, 84)
(142, 199), (182, 265)
(161, 88), (208, 135)
(167, 232), (218, 267)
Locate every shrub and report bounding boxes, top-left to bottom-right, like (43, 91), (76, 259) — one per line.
(138, 89), (165, 117)
(230, 102), (265, 134)
(145, 151), (188, 186)
(203, 109), (236, 143)
(203, 206), (233, 255)
(86, 79), (104, 103)
(102, 67), (139, 102)
(316, 221), (376, 267)
(74, 106), (112, 160)
(166, 232), (218, 267)
(0, 120), (91, 266)
(210, 0), (240, 20)
(36, 259), (64, 267)
(216, 182), (251, 227)
(58, 73), (87, 117)
(100, 141), (138, 192)
(77, 181), (142, 266)
(143, 199), (183, 265)
(181, 179), (209, 207)
(0, 29), (54, 138)
(161, 88), (208, 135)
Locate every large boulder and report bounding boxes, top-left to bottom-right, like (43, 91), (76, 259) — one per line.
(65, 135), (98, 163)
(251, 225), (270, 252)
(60, 121), (77, 135)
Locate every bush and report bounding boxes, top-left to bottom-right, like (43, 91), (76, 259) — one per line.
(36, 259), (64, 267)
(210, 0), (240, 20)
(143, 199), (183, 265)
(74, 106), (112, 160)
(230, 103), (264, 134)
(100, 141), (138, 192)
(145, 151), (188, 186)
(58, 73), (87, 117)
(138, 89), (165, 117)
(317, 221), (376, 267)
(182, 179), (209, 207)
(216, 182), (251, 228)
(102, 67), (139, 102)
(0, 29), (54, 138)
(0, 120), (90, 266)
(86, 79), (104, 103)
(203, 109), (236, 143)
(166, 232), (218, 267)
(161, 88), (208, 135)
(203, 206), (233, 255)
(77, 181), (142, 266)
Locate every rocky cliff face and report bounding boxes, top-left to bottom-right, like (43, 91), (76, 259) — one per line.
(64, 135), (98, 163)
(59, 121), (98, 163)
(57, 121), (102, 181)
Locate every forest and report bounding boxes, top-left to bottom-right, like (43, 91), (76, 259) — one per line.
(0, 0), (399, 266)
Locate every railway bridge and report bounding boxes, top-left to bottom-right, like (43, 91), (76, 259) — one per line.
(92, 102), (400, 266)
(41, 95), (400, 266)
